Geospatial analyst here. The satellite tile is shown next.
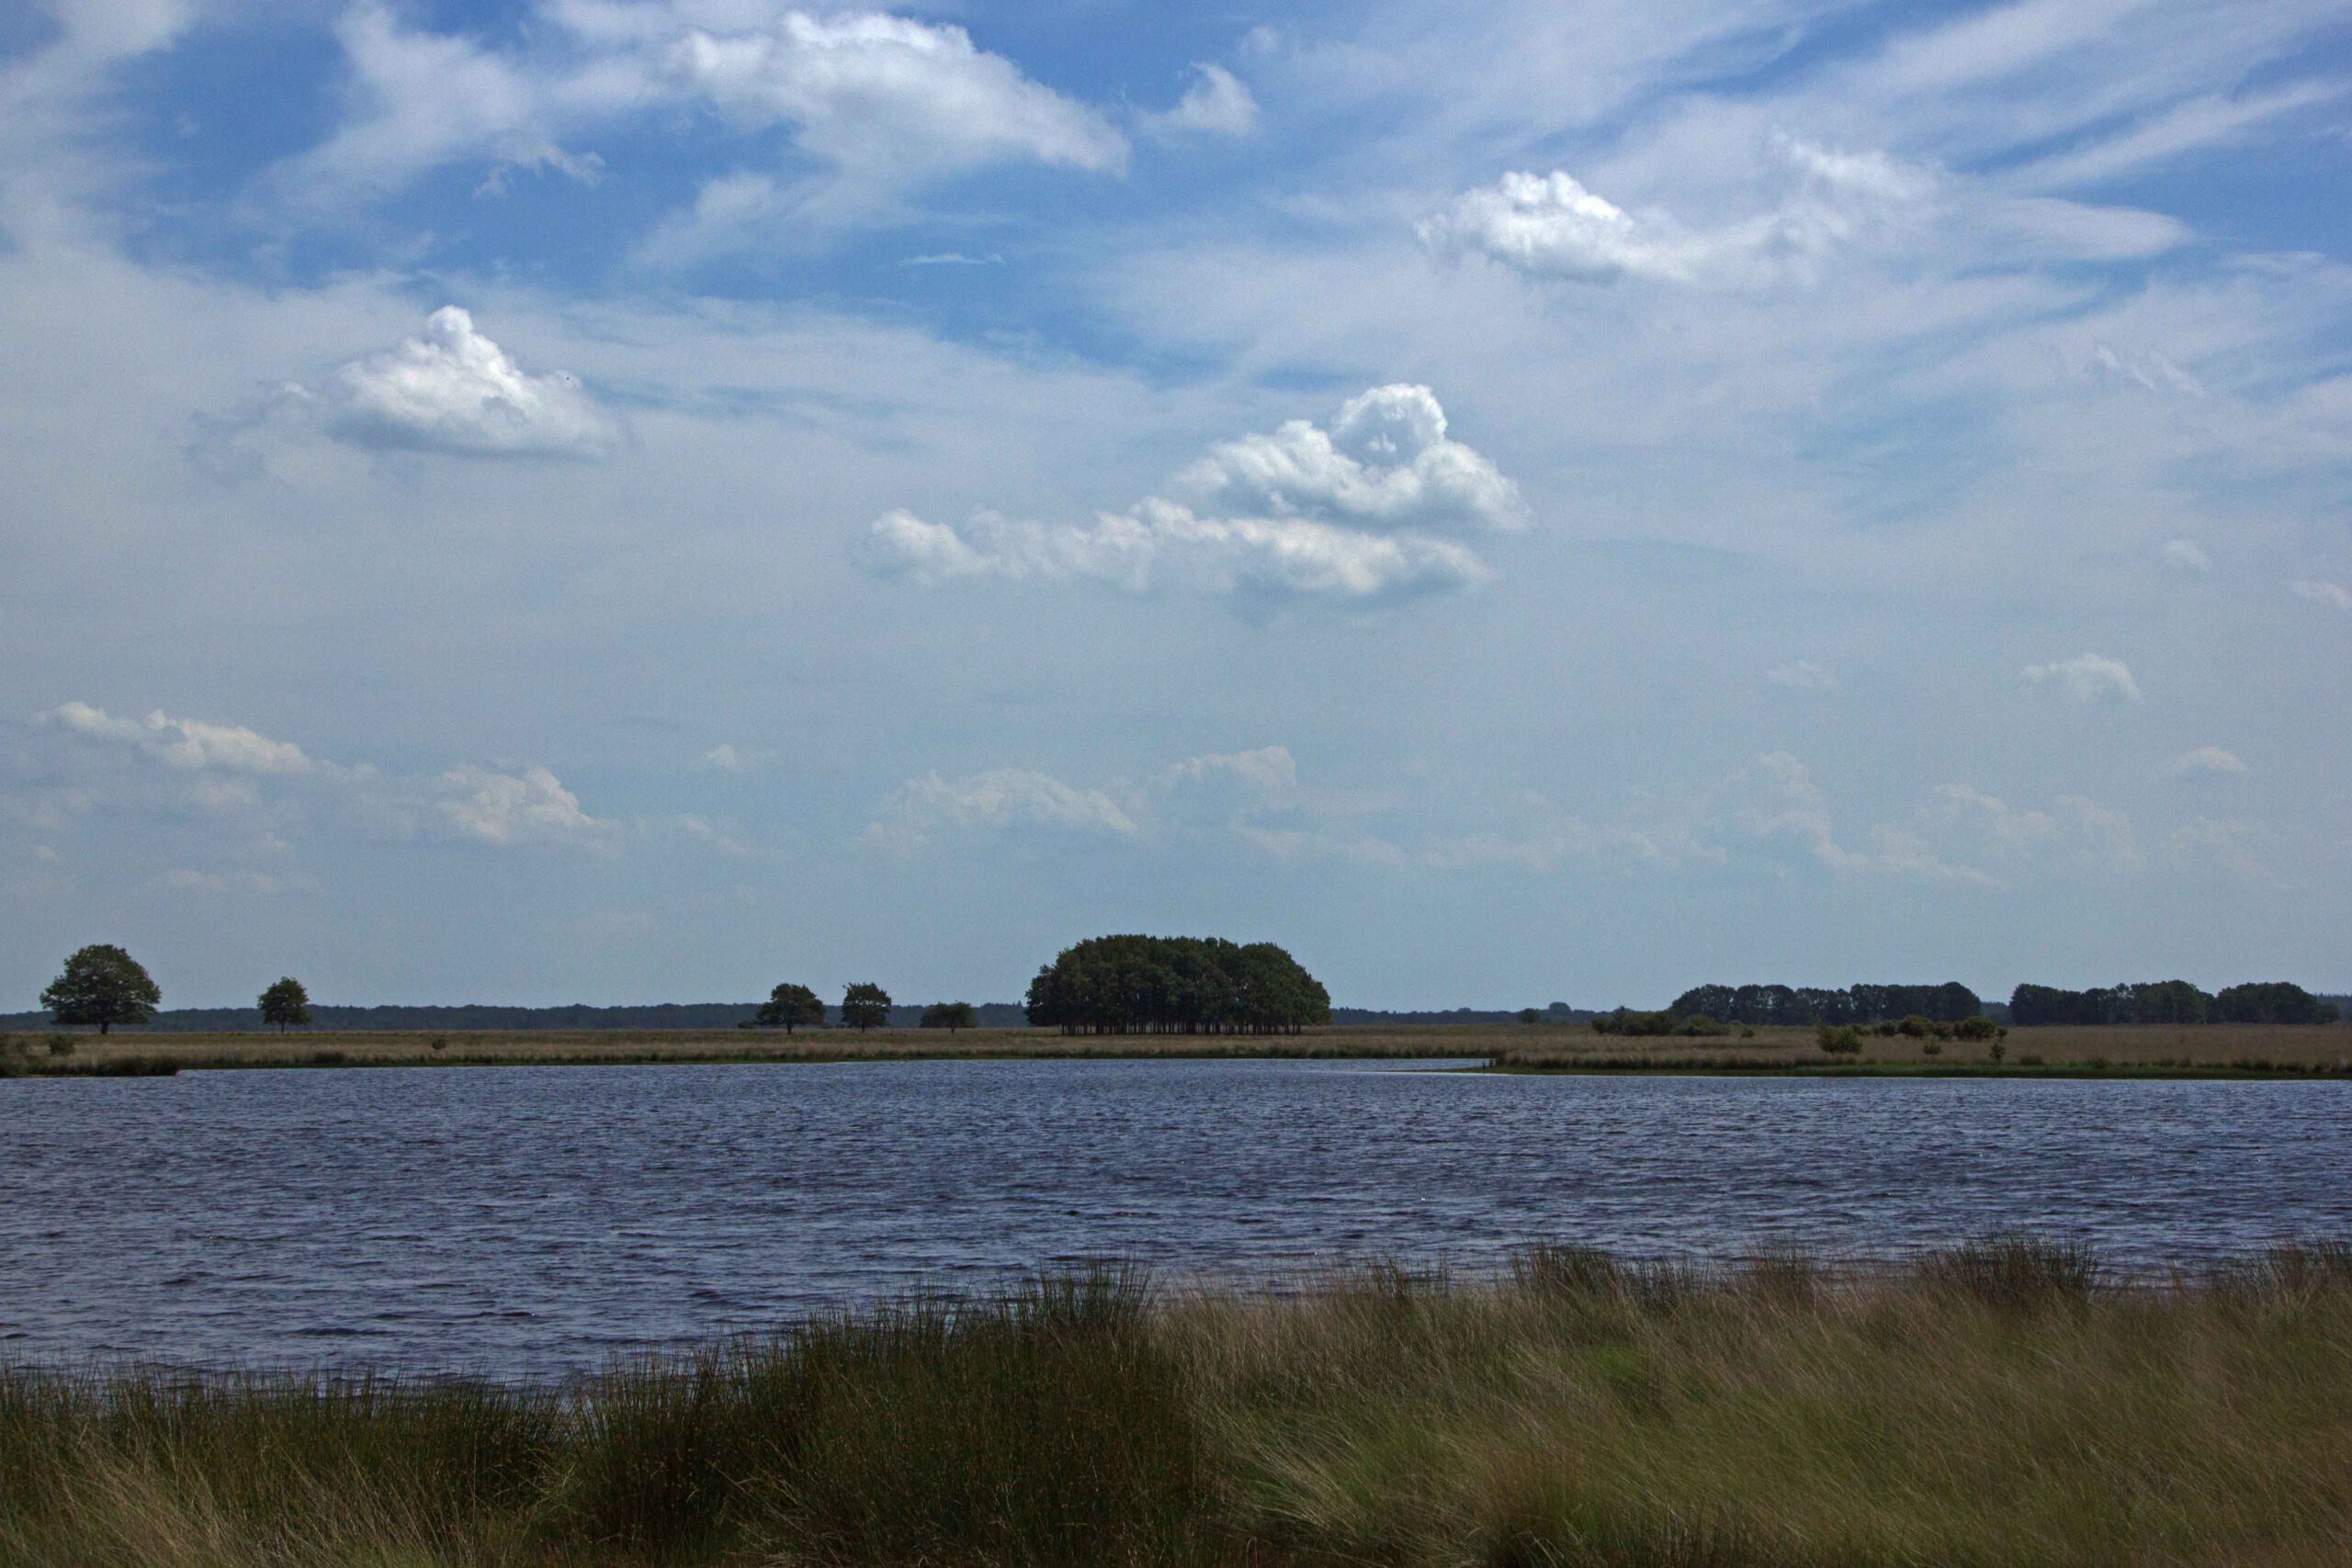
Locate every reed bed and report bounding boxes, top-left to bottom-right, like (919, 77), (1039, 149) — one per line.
(13, 1022), (2347, 1077)
(5, 1242), (2351, 1565)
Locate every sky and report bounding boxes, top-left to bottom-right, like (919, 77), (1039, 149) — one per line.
(2, 0), (2349, 1010)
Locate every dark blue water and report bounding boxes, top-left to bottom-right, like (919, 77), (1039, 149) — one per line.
(3, 1060), (2347, 1378)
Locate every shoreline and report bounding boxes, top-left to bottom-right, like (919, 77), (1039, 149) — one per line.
(6, 1021), (2351, 1079)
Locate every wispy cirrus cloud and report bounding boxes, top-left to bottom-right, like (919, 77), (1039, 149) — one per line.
(279, 3), (1131, 256)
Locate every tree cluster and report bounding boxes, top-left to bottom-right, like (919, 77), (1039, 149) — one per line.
(1024, 936), (1331, 1035)
(1667, 982), (1984, 1028)
(2009, 980), (2339, 1027)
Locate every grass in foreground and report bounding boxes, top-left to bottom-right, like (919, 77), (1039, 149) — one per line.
(6, 1241), (2352, 1565)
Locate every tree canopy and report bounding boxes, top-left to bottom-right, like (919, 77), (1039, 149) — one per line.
(1024, 935), (1331, 1035)
(755, 983), (826, 1032)
(257, 976), (311, 1032)
(2009, 980), (2338, 1026)
(42, 945), (161, 1034)
(1668, 982), (1982, 1027)
(841, 983), (891, 1032)
(921, 1001), (978, 1032)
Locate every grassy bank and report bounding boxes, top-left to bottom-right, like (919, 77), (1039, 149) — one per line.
(8, 1021), (2351, 1077)
(0, 1025), (1476, 1076)
(1489, 1022), (2352, 1077)
(6, 1242), (2352, 1565)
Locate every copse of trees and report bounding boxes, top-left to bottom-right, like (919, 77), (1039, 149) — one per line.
(921, 1001), (977, 1032)
(2010, 980), (2338, 1026)
(1025, 936), (1331, 1035)
(1668, 983), (1983, 1028)
(42, 945), (161, 1034)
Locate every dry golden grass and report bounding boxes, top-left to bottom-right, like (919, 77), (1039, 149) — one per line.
(11, 1021), (2348, 1077)
(17, 1024), (1480, 1074)
(1493, 1022), (2352, 1076)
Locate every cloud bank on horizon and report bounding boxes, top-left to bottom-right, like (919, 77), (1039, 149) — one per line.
(1, 0), (2348, 1008)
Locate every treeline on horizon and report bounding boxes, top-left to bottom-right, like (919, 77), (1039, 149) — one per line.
(1667, 980), (2344, 1028)
(1668, 983), (1987, 1027)
(2009, 979), (2340, 1026)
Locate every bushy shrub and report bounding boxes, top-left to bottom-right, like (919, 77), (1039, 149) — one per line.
(1816, 1023), (1863, 1055)
(1592, 1010), (1681, 1037)
(1951, 1015), (2006, 1042)
(45, 1034), (74, 1058)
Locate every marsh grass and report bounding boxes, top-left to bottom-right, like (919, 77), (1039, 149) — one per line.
(26, 1021), (2349, 1078)
(6, 1244), (2352, 1565)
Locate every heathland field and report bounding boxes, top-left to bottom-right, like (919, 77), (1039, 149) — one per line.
(9, 1021), (2351, 1076)
(5, 1242), (2351, 1565)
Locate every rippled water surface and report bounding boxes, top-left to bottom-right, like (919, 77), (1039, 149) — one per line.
(4, 1060), (2348, 1377)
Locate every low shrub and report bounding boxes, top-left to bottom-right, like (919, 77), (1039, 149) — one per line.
(1815, 1023), (1863, 1055)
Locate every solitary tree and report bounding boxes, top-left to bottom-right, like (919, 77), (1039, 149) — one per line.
(258, 976), (311, 1032)
(42, 944), (160, 1035)
(756, 982), (826, 1032)
(841, 982), (892, 1032)
(921, 1001), (978, 1032)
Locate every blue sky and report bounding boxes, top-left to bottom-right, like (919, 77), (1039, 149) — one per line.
(3, 0), (2349, 1010)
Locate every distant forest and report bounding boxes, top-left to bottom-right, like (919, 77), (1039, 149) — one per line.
(1668, 984), (1987, 1027)
(4, 989), (2342, 1033)
(2009, 981), (2340, 1026)
(1663, 981), (2346, 1028)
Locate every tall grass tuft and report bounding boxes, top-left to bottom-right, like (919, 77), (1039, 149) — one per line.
(1910, 1234), (2101, 1309)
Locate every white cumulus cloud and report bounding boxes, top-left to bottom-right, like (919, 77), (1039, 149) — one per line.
(2022, 653), (2143, 705)
(1419, 138), (1929, 288)
(47, 701), (312, 774)
(865, 767), (1139, 852)
(437, 764), (609, 846)
(323, 307), (616, 458)
(2160, 538), (2212, 571)
(1158, 746), (1297, 793)
(2165, 746), (2247, 778)
(1173, 384), (1525, 536)
(1767, 660), (1837, 691)
(1141, 63), (1259, 139)
(2290, 579), (2351, 610)
(859, 386), (1516, 604)
(661, 10), (1126, 174)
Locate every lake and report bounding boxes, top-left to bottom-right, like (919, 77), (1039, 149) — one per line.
(4, 1059), (2347, 1378)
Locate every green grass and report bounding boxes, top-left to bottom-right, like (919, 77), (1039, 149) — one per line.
(6, 1242), (2352, 1565)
